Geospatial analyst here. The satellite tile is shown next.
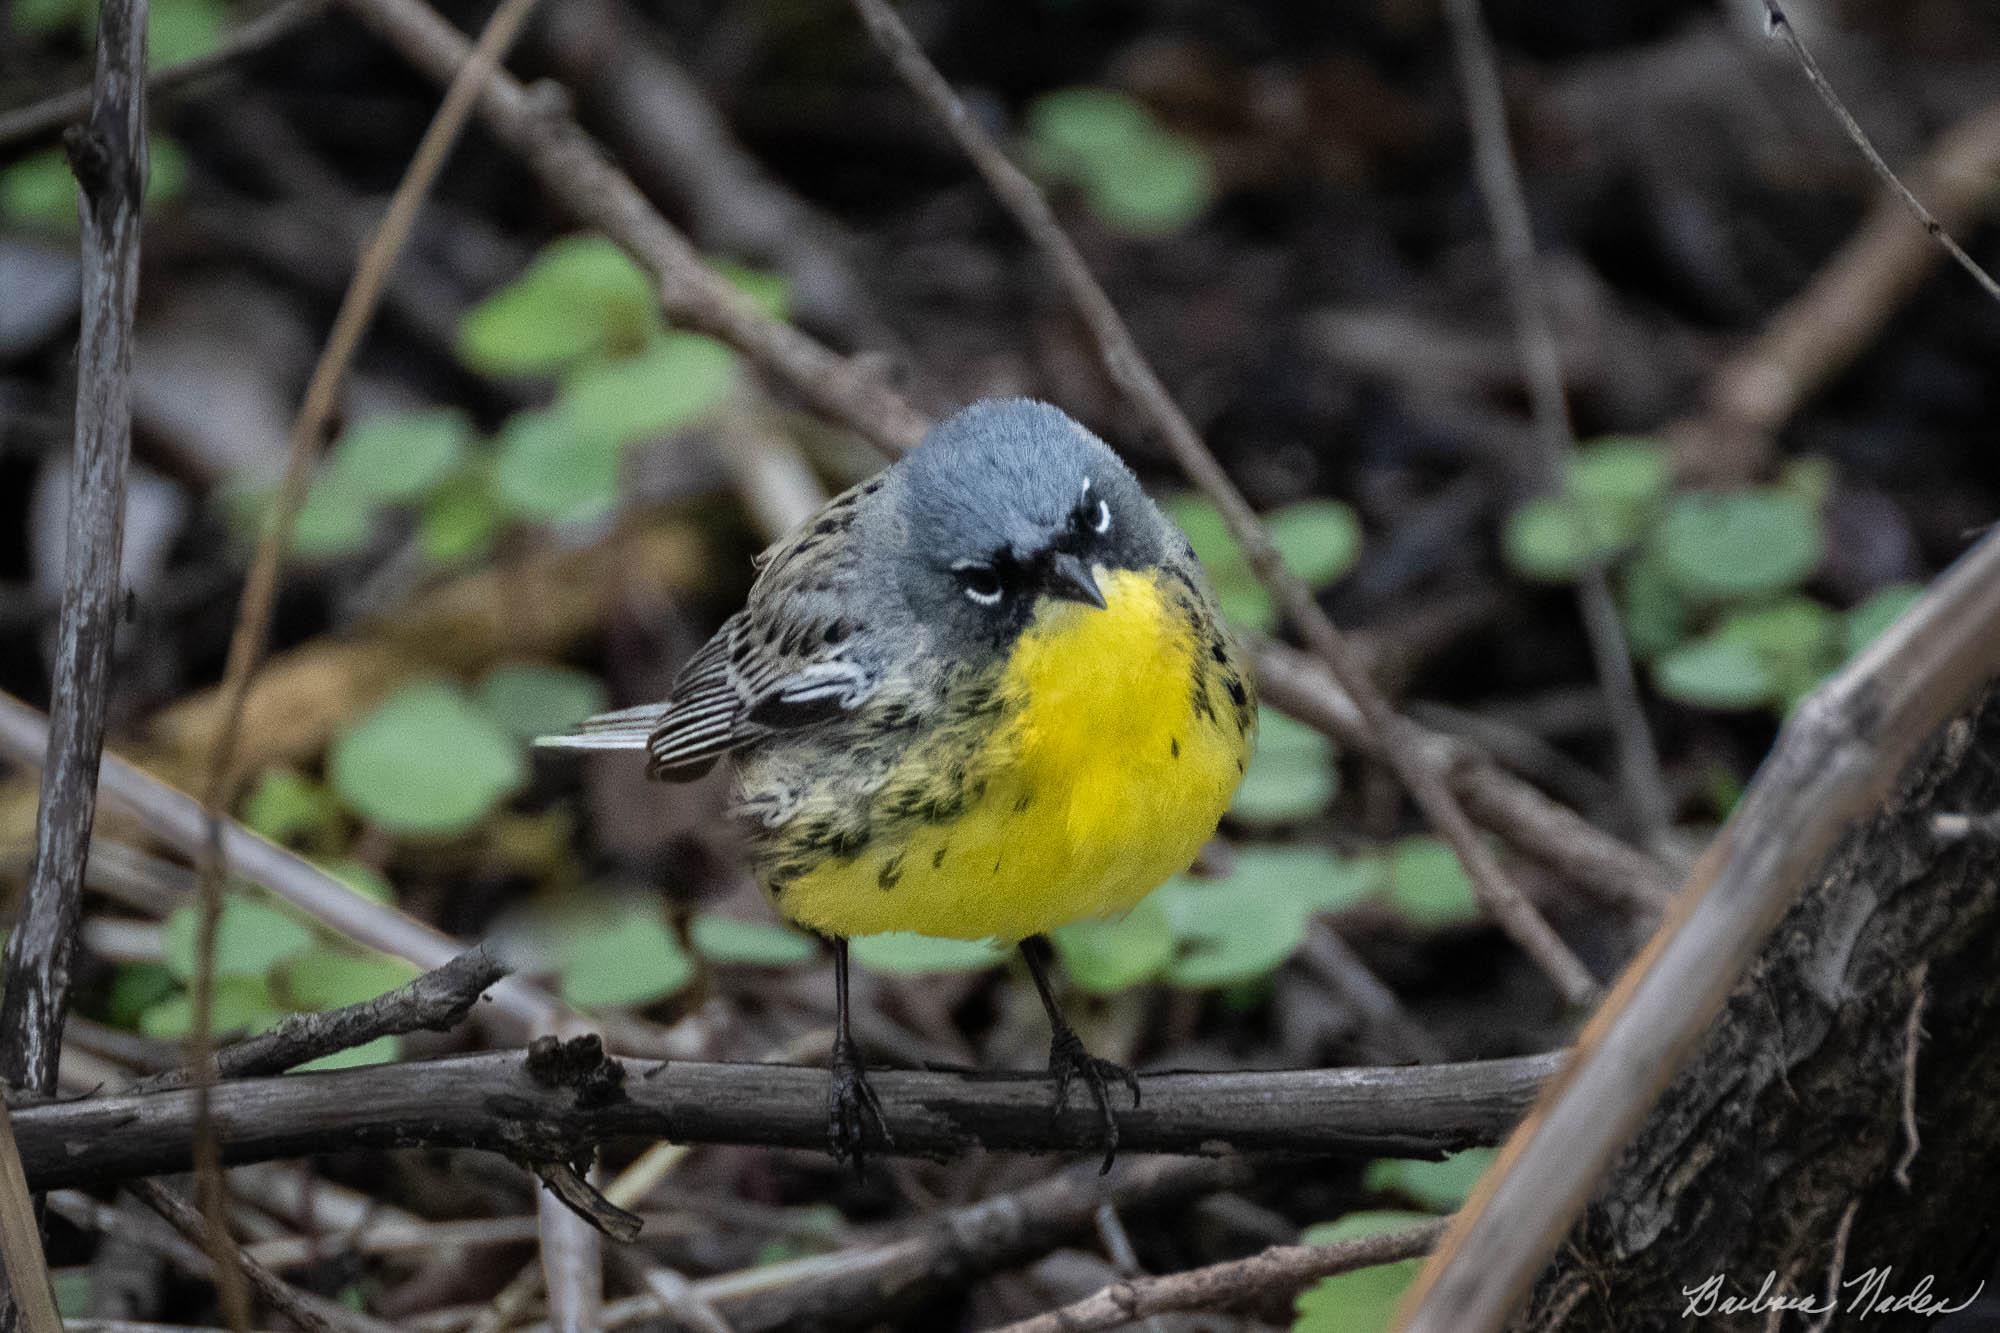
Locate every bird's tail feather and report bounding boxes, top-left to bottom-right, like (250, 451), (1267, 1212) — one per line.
(533, 703), (665, 752)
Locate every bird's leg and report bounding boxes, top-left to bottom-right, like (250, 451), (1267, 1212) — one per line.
(826, 936), (891, 1175)
(1020, 934), (1140, 1173)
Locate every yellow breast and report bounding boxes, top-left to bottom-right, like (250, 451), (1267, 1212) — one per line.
(776, 567), (1253, 942)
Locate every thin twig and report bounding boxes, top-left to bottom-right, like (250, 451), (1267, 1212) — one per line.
(11, 1050), (1560, 1190)
(1893, 961), (1928, 1190)
(0, 1100), (60, 1332)
(135, 948), (508, 1094)
(176, 5), (544, 1313)
(1441, 0), (1671, 847)
(0, 0), (148, 1322)
(1760, 0), (2000, 305)
(129, 1180), (393, 1333)
(0, 0), (326, 151)
(1802, 1199), (1860, 1333)
(847, 0), (1597, 1008)
(1400, 526), (2000, 1330)
(989, 1218), (1448, 1333)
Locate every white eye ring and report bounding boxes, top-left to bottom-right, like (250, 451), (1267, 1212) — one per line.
(1090, 498), (1112, 535)
(953, 561), (1004, 606)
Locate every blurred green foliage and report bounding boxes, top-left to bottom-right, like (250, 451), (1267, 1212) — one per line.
(1292, 1149), (1495, 1332)
(1024, 87), (1214, 237)
(1502, 439), (1924, 715)
(1166, 493), (1363, 632)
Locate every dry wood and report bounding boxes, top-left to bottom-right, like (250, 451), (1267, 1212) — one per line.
(1401, 526), (2000, 1329)
(9, 1049), (1559, 1191)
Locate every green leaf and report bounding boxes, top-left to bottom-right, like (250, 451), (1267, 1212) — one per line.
(162, 897), (316, 982)
(689, 913), (818, 967)
(1025, 87), (1154, 180)
(140, 975), (286, 1039)
(1293, 1211), (1437, 1333)
(459, 234), (660, 376)
(1503, 497), (1619, 583)
(1, 149), (80, 228)
(475, 663), (609, 740)
(849, 932), (1005, 975)
(1266, 499), (1363, 588)
(1231, 709), (1337, 826)
(1845, 583), (1924, 659)
(1051, 894), (1174, 994)
(1162, 494), (1245, 581)
(556, 903), (694, 1009)
(1656, 490), (1822, 601)
(1363, 1149), (1497, 1210)
(1215, 576), (1277, 632)
(420, 469), (503, 562)
(1653, 635), (1779, 711)
(296, 1035), (400, 1072)
(291, 467), (377, 560)
(493, 406), (622, 526)
(1616, 549), (1687, 660)
(1155, 847), (1380, 989)
(1386, 837), (1480, 927)
(1568, 438), (1669, 525)
(279, 951), (420, 1010)
(240, 767), (344, 848)
(105, 961), (178, 1030)
(328, 409), (471, 503)
(559, 332), (737, 449)
(149, 0), (225, 66)
(147, 138), (189, 206)
(1085, 131), (1213, 237)
(327, 680), (528, 837)
(1714, 597), (1838, 704)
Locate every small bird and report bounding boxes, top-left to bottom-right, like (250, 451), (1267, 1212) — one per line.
(540, 399), (1256, 1169)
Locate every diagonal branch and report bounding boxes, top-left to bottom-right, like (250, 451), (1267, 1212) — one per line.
(846, 0), (1598, 1008)
(9, 1049), (1559, 1192)
(1441, 0), (1671, 847)
(989, 1217), (1448, 1333)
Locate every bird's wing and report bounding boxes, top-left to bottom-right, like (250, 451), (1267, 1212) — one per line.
(536, 481), (887, 779)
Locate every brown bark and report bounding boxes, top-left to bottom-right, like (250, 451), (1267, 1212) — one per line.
(1519, 683), (2000, 1330)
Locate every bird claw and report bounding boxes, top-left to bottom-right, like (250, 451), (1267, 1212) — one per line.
(1047, 1028), (1140, 1174)
(828, 1035), (892, 1177)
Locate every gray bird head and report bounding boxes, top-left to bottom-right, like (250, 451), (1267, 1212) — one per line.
(888, 399), (1180, 649)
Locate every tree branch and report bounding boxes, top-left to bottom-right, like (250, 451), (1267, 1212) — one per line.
(991, 1218), (1448, 1333)
(10, 1049), (1558, 1192)
(134, 947), (508, 1094)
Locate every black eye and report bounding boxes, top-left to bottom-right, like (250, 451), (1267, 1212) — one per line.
(1089, 498), (1112, 535)
(953, 562), (1004, 607)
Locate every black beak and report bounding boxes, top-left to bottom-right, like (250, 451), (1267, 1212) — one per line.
(1043, 552), (1107, 610)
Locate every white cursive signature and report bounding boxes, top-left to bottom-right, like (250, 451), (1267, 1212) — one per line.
(1681, 1269), (1983, 1320)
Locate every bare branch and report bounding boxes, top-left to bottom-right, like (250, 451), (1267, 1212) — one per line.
(0, 0), (326, 152)
(991, 1218), (1447, 1333)
(1441, 0), (1670, 846)
(1760, 0), (2000, 306)
(10, 1050), (1558, 1191)
(134, 948), (508, 1094)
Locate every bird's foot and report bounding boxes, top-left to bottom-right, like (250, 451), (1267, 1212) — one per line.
(1047, 1027), (1141, 1174)
(828, 1034), (892, 1177)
